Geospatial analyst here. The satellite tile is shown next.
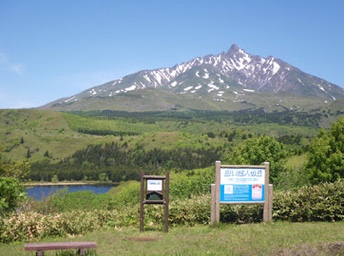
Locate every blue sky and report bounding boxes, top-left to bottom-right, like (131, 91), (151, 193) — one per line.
(0, 0), (343, 109)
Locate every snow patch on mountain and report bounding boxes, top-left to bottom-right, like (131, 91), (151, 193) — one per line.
(243, 89), (255, 92)
(125, 85), (136, 92)
(64, 96), (76, 103)
(184, 86), (193, 91)
(44, 44), (343, 110)
(203, 69), (209, 79)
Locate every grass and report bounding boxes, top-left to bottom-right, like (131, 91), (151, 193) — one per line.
(2, 222), (343, 256)
(285, 154), (307, 170)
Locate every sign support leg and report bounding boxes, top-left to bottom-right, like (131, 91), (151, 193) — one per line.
(140, 171), (145, 232)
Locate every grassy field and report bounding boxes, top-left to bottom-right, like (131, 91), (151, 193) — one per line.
(2, 222), (343, 256)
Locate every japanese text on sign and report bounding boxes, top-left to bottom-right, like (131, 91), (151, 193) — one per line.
(221, 168), (264, 185)
(147, 180), (163, 191)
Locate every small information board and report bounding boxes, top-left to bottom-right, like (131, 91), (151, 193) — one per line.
(147, 179), (163, 191)
(140, 171), (169, 232)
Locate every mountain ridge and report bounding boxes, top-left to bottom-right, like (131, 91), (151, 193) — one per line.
(40, 44), (344, 112)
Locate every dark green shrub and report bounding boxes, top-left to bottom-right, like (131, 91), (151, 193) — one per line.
(273, 180), (344, 222)
(305, 116), (344, 184)
(107, 180), (140, 207)
(169, 167), (214, 199)
(0, 176), (26, 215)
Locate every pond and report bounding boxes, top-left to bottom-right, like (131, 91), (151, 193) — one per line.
(26, 185), (114, 201)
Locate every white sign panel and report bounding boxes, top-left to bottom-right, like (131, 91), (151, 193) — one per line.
(147, 180), (162, 191)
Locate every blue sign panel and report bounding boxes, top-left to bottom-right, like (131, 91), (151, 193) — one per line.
(220, 168), (265, 203)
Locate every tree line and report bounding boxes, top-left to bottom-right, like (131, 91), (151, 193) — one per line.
(76, 108), (330, 128)
(29, 142), (223, 182)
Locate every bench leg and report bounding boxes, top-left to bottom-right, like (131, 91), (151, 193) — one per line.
(36, 251), (44, 256)
(78, 248), (86, 255)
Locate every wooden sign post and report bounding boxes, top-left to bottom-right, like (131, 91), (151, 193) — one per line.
(140, 171), (169, 232)
(211, 161), (273, 224)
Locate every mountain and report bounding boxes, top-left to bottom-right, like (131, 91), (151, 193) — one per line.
(40, 44), (344, 112)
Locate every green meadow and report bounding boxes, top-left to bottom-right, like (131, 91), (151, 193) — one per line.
(1, 222), (343, 256)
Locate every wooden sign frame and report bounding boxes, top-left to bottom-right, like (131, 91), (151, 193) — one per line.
(140, 171), (169, 232)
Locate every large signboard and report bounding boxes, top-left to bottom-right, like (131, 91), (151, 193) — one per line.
(211, 161), (272, 225)
(220, 167), (265, 203)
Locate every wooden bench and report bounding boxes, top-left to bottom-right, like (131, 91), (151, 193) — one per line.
(24, 241), (97, 256)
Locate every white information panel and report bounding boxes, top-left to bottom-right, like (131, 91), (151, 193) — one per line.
(147, 179), (162, 191)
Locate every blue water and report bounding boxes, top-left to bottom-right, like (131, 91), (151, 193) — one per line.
(27, 185), (113, 200)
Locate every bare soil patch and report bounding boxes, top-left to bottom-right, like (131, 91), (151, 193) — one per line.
(272, 242), (344, 256)
(127, 237), (160, 242)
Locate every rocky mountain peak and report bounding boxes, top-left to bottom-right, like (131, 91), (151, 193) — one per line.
(40, 44), (344, 112)
(226, 44), (242, 56)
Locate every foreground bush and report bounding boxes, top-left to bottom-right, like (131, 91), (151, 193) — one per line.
(0, 208), (138, 243)
(273, 180), (344, 221)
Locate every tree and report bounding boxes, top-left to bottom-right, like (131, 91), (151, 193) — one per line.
(224, 135), (286, 183)
(0, 159), (31, 181)
(51, 174), (59, 183)
(0, 176), (26, 215)
(98, 172), (109, 182)
(26, 148), (31, 158)
(305, 116), (344, 184)
(0, 146), (27, 215)
(0, 146), (31, 181)
(6, 159), (31, 181)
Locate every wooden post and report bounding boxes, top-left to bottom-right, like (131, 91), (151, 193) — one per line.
(164, 171), (169, 232)
(268, 184), (273, 221)
(210, 184), (216, 225)
(215, 161), (221, 223)
(140, 171), (145, 232)
(263, 162), (270, 222)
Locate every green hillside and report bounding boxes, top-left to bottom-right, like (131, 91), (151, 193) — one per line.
(0, 109), (115, 162)
(0, 108), (321, 163)
(1, 107), (343, 184)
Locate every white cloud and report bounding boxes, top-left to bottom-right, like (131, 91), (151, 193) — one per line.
(9, 63), (25, 75)
(0, 52), (25, 75)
